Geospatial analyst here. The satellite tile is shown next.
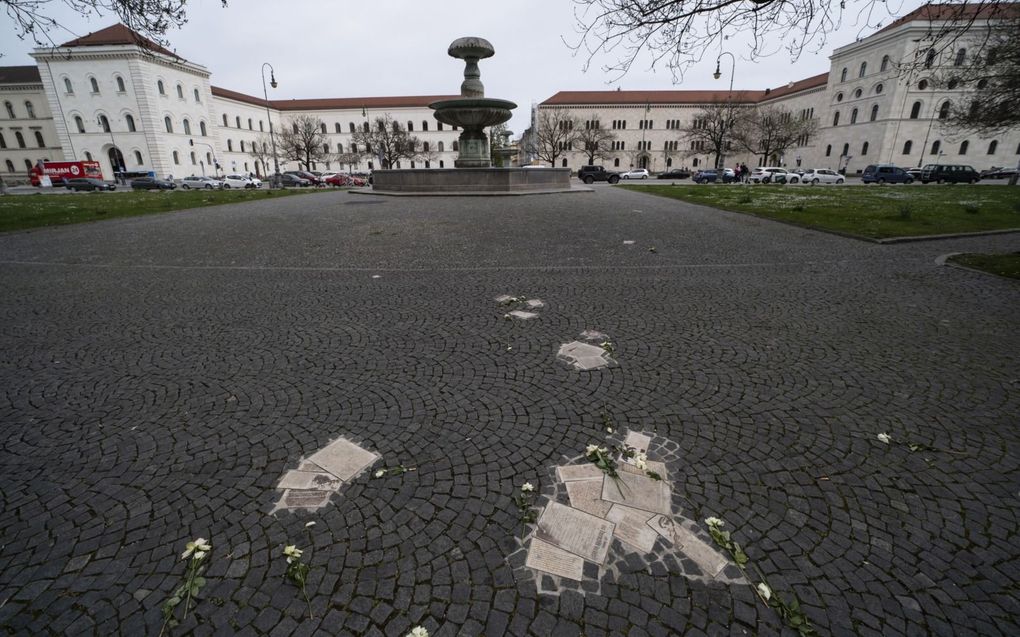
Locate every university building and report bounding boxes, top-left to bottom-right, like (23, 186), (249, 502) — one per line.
(534, 4), (1020, 174)
(0, 24), (462, 182)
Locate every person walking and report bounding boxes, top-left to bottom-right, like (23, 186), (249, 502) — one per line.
(0, 174), (8, 196)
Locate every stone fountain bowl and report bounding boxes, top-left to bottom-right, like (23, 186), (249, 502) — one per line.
(430, 97), (516, 128)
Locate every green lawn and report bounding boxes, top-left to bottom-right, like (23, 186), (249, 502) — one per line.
(622, 184), (1020, 239)
(948, 252), (1020, 279)
(0, 188), (332, 233)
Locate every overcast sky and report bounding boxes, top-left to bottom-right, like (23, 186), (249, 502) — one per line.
(1, 0), (930, 135)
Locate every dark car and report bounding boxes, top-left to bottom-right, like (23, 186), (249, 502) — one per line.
(577, 165), (621, 184)
(692, 169), (737, 184)
(920, 164), (980, 184)
(980, 167), (1017, 180)
(65, 177), (116, 191)
(656, 169), (691, 180)
(861, 164), (914, 184)
(276, 173), (311, 187)
(284, 170), (322, 186)
(130, 177), (176, 190)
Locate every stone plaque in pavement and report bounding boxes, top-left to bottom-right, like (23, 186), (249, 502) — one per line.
(557, 341), (613, 370)
(525, 538), (585, 581)
(526, 299), (545, 309)
(601, 471), (671, 515)
(508, 310), (538, 320)
(277, 470), (343, 491)
(494, 294), (514, 303)
(307, 437), (379, 481)
(534, 501), (615, 564)
(556, 464), (605, 482)
(619, 459), (667, 479)
(653, 519), (728, 577)
(281, 489), (333, 510)
(579, 329), (608, 341)
(607, 504), (658, 553)
(623, 431), (652, 454)
(565, 478), (613, 517)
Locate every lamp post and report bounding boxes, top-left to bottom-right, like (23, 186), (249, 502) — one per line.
(713, 52), (736, 169)
(261, 62), (279, 185)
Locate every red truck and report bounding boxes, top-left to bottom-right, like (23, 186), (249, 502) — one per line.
(29, 161), (103, 186)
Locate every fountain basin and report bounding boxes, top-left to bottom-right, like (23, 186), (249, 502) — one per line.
(430, 98), (516, 128)
(368, 168), (575, 195)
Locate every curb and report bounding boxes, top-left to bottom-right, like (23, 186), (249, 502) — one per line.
(937, 252), (1020, 281)
(350, 187), (593, 198)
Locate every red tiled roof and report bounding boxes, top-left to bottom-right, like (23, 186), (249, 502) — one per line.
(211, 86), (461, 110)
(541, 89), (765, 106)
(758, 72), (830, 102)
(0, 65), (42, 84)
(875, 2), (1020, 34)
(59, 24), (178, 58)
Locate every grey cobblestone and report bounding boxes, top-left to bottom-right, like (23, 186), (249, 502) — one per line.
(0, 188), (1018, 635)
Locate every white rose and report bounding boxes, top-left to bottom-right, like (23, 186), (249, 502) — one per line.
(757, 583), (772, 601)
(877, 433), (892, 444)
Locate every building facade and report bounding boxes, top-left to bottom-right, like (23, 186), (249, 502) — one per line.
(534, 4), (1020, 174)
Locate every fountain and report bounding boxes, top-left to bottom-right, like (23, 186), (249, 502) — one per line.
(369, 37), (573, 195)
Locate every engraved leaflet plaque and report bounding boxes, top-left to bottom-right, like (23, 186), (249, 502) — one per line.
(534, 501), (615, 564)
(307, 438), (379, 481)
(601, 471), (672, 514)
(606, 504), (658, 553)
(556, 464), (606, 482)
(565, 478), (613, 517)
(525, 538), (585, 581)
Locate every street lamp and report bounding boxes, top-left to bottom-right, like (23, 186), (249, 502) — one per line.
(713, 52), (736, 169)
(261, 62), (280, 185)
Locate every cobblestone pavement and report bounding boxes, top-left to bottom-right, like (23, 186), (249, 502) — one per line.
(1, 187), (1018, 636)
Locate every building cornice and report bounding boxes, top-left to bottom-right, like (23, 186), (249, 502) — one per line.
(32, 46), (210, 78)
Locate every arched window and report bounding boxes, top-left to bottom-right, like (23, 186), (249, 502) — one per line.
(875, 83), (883, 94)
(183, 119), (191, 135)
(206, 152), (211, 164)
(172, 150), (180, 164)
(200, 121), (207, 136)
(337, 143), (343, 153)
(335, 123), (342, 133)
(227, 139), (233, 151)
(259, 120), (264, 132)
(222, 114), (228, 126)
(954, 48), (966, 66)
(841, 143), (849, 157)
(859, 61), (867, 77)
(422, 120), (429, 131)
(322, 143), (328, 154)
(840, 67), (848, 82)
(241, 141), (246, 152)
(987, 140), (998, 154)
(5, 159), (14, 173)
(902, 140), (913, 155)
(407, 121), (414, 131)
(64, 78), (73, 94)
(349, 123), (356, 133)
(392, 121), (400, 133)
(165, 116), (174, 133)
(880, 55), (890, 72)
(909, 101), (921, 119)
(938, 101), (950, 119)
(437, 122), (444, 131)
(34, 131), (45, 147)
(562, 158), (567, 167)
(850, 108), (858, 124)
(84, 151), (92, 161)
(438, 141), (444, 152)
(99, 115), (110, 132)
(1017, 142), (1020, 154)
(452, 141), (459, 151)
(925, 49), (936, 68)
(194, 88), (201, 102)
(931, 140), (941, 155)
(74, 115), (85, 133)
(90, 77), (99, 93)
(236, 116), (242, 128)
(248, 118), (252, 130)
(320, 123), (327, 134)
(24, 159), (32, 170)
(832, 111), (840, 126)
(350, 143), (357, 153)
(423, 141), (430, 152)
(363, 122), (369, 132)
(134, 150), (143, 165)
(25, 101), (35, 118)
(3, 101), (13, 118)
(870, 105), (879, 122)
(947, 78), (959, 90)
(959, 140), (969, 155)
(861, 141), (869, 155)
(853, 88), (862, 98)
(157, 80), (165, 95)
(190, 151), (196, 164)
(176, 84), (184, 99)
(0, 132), (5, 149)
(293, 123), (299, 134)
(125, 114), (136, 132)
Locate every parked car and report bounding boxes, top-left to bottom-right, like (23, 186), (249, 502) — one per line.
(980, 167), (1017, 180)
(656, 169), (691, 180)
(222, 174), (261, 189)
(692, 169), (738, 184)
(276, 173), (311, 187)
(577, 165), (621, 184)
(620, 168), (650, 180)
(920, 164), (980, 184)
(749, 167), (790, 184)
(905, 168), (923, 181)
(799, 169), (845, 185)
(130, 177), (177, 190)
(284, 170), (323, 186)
(180, 175), (223, 189)
(862, 164), (914, 184)
(65, 177), (116, 191)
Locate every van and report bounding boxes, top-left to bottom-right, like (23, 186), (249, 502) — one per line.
(920, 164), (980, 184)
(861, 164), (914, 184)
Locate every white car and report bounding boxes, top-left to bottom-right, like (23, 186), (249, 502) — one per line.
(222, 174), (262, 189)
(620, 168), (650, 179)
(749, 167), (790, 184)
(799, 169), (845, 185)
(180, 175), (223, 189)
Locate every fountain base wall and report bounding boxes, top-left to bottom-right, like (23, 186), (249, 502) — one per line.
(371, 168), (573, 194)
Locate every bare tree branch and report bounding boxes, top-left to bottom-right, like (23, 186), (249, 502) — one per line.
(528, 110), (581, 166)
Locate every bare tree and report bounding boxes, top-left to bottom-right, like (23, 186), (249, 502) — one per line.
(247, 134), (278, 176)
(570, 1), (1016, 80)
(278, 115), (333, 170)
(676, 101), (741, 169)
(939, 17), (1020, 135)
(3, 0), (228, 50)
(732, 106), (817, 166)
(335, 152), (362, 174)
(528, 110), (580, 166)
(351, 114), (422, 169)
(575, 121), (617, 164)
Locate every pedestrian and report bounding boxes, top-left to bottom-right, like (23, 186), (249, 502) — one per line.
(0, 174), (7, 196)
